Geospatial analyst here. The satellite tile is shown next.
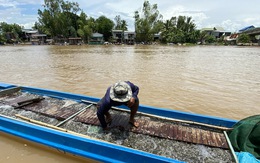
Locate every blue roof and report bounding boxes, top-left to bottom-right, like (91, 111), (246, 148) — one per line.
(239, 25), (255, 32)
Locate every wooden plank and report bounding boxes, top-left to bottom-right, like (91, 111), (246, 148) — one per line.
(153, 122), (162, 137)
(136, 119), (147, 134)
(163, 124), (170, 138)
(0, 87), (21, 97)
(196, 128), (202, 145)
(92, 117), (100, 125)
(210, 131), (216, 147)
(142, 120), (151, 135)
(172, 125), (178, 140)
(45, 107), (59, 115)
(206, 130), (212, 147)
(178, 126), (183, 141)
(165, 125), (171, 139)
(214, 133), (223, 148)
(201, 130), (208, 146)
(181, 126), (188, 142)
(88, 116), (94, 124)
(220, 133), (229, 148)
(158, 124), (166, 137)
(118, 114), (129, 128)
(111, 114), (123, 127)
(75, 109), (95, 123)
(120, 115), (129, 128)
(145, 121), (154, 135)
(185, 127), (192, 143)
(168, 125), (174, 139)
(191, 128), (197, 144)
(56, 104), (93, 127)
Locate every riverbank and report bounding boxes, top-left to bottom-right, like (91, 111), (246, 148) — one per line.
(1, 41), (259, 46)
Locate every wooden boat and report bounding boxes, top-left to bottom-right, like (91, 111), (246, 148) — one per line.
(0, 82), (238, 163)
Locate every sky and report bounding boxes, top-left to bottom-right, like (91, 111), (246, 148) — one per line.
(0, 0), (260, 33)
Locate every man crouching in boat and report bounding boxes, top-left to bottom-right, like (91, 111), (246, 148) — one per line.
(97, 81), (139, 130)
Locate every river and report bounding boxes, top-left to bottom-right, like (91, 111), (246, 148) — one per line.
(0, 44), (259, 162)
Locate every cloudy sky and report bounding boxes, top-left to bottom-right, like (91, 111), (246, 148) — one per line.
(0, 0), (259, 32)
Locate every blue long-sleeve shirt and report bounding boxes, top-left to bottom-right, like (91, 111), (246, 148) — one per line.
(97, 81), (139, 128)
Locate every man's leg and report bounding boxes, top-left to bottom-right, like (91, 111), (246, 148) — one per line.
(97, 98), (110, 129)
(129, 98), (139, 127)
(105, 111), (112, 124)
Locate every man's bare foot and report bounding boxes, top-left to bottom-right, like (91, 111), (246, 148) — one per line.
(129, 121), (139, 128)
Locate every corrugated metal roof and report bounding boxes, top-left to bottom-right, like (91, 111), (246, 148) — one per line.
(201, 27), (225, 31)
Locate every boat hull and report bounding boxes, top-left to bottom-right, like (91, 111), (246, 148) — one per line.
(0, 82), (237, 162)
(0, 115), (178, 163)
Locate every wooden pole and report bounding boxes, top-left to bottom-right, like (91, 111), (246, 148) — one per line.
(224, 131), (239, 163)
(14, 97), (45, 109)
(15, 114), (106, 142)
(55, 104), (93, 127)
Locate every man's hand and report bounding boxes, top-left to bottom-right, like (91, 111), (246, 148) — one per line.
(127, 97), (135, 107)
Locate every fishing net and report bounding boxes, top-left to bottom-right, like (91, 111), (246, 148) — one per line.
(228, 115), (260, 159)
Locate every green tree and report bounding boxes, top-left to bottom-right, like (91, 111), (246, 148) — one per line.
(134, 0), (163, 43)
(0, 28), (6, 44)
(37, 0), (81, 40)
(205, 35), (216, 43)
(160, 16), (199, 44)
(237, 33), (251, 43)
(114, 15), (128, 31)
(121, 20), (128, 31)
(198, 30), (208, 44)
(160, 17), (177, 43)
(0, 22), (23, 43)
(87, 17), (98, 32)
(0, 34), (6, 44)
(77, 12), (93, 43)
(96, 16), (114, 41)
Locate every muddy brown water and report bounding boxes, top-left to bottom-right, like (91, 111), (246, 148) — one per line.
(0, 132), (97, 163)
(0, 44), (259, 162)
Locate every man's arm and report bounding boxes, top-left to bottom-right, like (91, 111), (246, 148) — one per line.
(127, 81), (139, 100)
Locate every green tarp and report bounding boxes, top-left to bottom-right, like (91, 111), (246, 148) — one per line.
(228, 115), (260, 159)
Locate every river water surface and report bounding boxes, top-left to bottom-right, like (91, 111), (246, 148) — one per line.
(0, 44), (260, 162)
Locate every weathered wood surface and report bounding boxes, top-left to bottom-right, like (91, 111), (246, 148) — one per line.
(0, 87), (21, 97)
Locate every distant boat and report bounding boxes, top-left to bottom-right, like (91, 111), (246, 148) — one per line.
(0, 82), (238, 162)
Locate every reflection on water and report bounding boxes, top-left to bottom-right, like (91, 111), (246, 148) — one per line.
(0, 45), (260, 120)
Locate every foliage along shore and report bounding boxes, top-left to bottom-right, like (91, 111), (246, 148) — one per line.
(0, 0), (256, 46)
